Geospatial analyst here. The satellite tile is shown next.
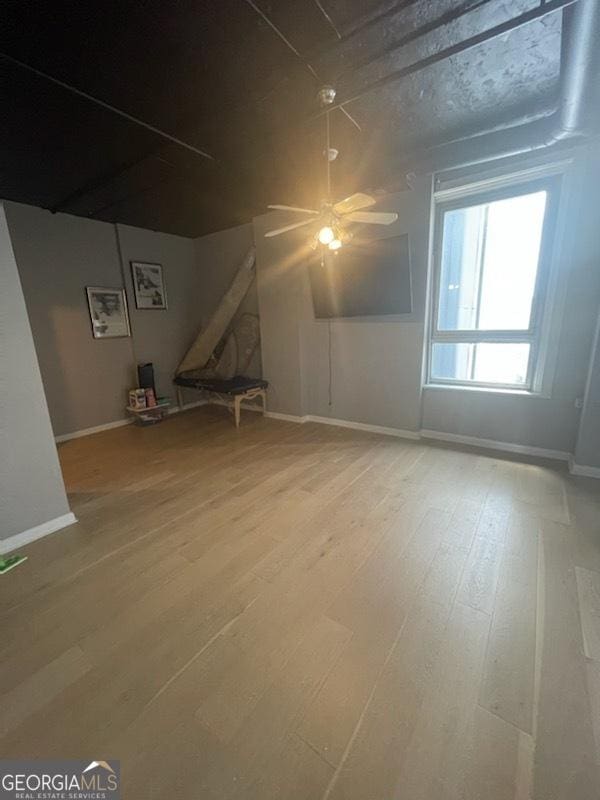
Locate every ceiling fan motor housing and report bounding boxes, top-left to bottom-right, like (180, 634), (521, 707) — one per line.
(318, 85), (336, 106)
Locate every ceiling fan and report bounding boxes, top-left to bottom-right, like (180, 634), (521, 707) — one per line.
(264, 86), (398, 250)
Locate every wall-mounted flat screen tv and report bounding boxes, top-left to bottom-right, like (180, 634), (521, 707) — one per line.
(308, 234), (412, 319)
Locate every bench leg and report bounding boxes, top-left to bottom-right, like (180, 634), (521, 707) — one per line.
(176, 386), (184, 410)
(234, 395), (242, 428)
(260, 389), (267, 416)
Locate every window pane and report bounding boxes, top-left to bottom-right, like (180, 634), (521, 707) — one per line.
(431, 342), (531, 386)
(437, 191), (547, 331)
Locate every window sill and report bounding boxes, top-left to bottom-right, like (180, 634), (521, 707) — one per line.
(423, 383), (550, 399)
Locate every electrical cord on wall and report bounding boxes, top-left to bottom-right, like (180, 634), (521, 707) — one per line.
(114, 223), (138, 372)
(328, 318), (333, 407)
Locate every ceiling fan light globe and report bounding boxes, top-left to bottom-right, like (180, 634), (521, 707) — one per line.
(318, 226), (335, 245)
(329, 239), (342, 251)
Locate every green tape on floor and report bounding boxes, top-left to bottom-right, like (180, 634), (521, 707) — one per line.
(0, 554), (28, 575)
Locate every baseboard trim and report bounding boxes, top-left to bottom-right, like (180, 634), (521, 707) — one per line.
(263, 410), (420, 439)
(55, 418), (131, 442)
(420, 429), (570, 462)
(54, 404), (592, 475)
(1, 512), (77, 554)
(568, 457), (600, 478)
(306, 414), (420, 440)
(55, 400), (210, 442)
(264, 411), (308, 423)
(263, 413), (567, 456)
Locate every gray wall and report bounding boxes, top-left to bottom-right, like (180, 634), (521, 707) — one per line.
(5, 149), (598, 460)
(0, 204), (70, 541)
(254, 149), (600, 456)
(116, 223), (200, 399)
(6, 202), (136, 437)
(254, 177), (433, 431)
(574, 312), (600, 468)
(5, 203), (255, 438)
(421, 148), (600, 453)
(253, 217), (309, 418)
(193, 223), (261, 378)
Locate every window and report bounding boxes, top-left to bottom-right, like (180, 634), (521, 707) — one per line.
(429, 178), (558, 391)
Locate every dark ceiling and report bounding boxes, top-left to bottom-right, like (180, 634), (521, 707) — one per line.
(0, 0), (564, 237)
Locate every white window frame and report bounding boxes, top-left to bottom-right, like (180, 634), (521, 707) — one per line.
(427, 173), (562, 393)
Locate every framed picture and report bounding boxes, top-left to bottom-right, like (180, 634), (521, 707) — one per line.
(86, 287), (131, 339)
(130, 261), (167, 309)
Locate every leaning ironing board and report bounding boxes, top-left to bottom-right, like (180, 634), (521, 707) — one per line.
(174, 374), (268, 428)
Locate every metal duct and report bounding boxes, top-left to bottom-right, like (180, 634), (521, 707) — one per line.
(418, 0), (600, 174)
(555, 0), (600, 138)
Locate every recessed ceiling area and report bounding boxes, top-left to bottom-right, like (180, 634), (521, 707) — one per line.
(0, 1), (568, 236)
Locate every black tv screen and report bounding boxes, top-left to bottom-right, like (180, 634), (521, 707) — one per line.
(308, 234), (412, 318)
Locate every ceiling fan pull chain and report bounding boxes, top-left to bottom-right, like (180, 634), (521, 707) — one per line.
(326, 109), (332, 201)
(263, 85), (397, 240)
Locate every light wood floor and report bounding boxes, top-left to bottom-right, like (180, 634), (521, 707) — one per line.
(2, 406), (600, 799)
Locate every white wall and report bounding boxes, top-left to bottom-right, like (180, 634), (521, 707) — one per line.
(0, 204), (71, 542)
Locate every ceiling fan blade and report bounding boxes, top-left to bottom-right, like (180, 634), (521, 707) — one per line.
(333, 192), (377, 214)
(264, 218), (317, 238)
(344, 211), (398, 225)
(268, 204), (320, 215)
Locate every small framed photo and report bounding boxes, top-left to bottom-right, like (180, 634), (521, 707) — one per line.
(130, 261), (168, 309)
(86, 287), (131, 339)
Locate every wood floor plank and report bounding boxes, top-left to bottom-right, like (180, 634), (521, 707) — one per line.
(587, 659), (600, 765)
(390, 602), (491, 800)
(197, 615), (351, 797)
(0, 407), (598, 800)
(324, 594), (454, 800)
(0, 572), (265, 758)
(461, 706), (531, 800)
(457, 521), (507, 615)
(565, 483), (600, 573)
(575, 566), (600, 661)
(297, 507), (452, 766)
(0, 646), (91, 738)
(195, 484), (390, 743)
(512, 463), (571, 525)
(479, 512), (539, 733)
(328, 552), (531, 800)
(242, 734), (333, 800)
(534, 520), (600, 799)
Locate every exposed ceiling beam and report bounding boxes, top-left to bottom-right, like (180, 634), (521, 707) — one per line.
(244, 0), (319, 78)
(312, 0), (342, 39)
(0, 51), (216, 161)
(314, 0), (578, 117)
(339, 0), (421, 42)
(242, 0), (362, 131)
(335, 0), (496, 81)
(41, 0), (365, 217)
